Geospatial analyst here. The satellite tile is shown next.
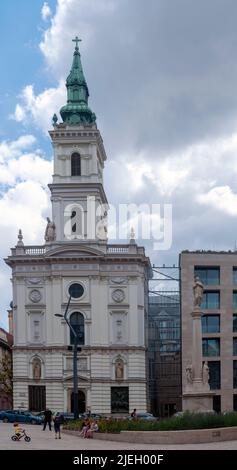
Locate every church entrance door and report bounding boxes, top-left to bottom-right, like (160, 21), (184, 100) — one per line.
(71, 390), (86, 413)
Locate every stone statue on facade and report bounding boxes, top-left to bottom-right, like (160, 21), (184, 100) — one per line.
(52, 113), (58, 127)
(193, 275), (204, 307)
(115, 360), (124, 380)
(202, 361), (209, 385)
(33, 359), (41, 380)
(186, 365), (193, 384)
(44, 217), (56, 242)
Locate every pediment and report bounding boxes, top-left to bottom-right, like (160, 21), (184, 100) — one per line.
(63, 374), (89, 383)
(46, 245), (104, 258)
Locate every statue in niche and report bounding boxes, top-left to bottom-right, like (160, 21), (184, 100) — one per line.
(44, 217), (56, 242)
(186, 365), (193, 384)
(202, 361), (209, 385)
(193, 275), (204, 307)
(115, 360), (124, 380)
(33, 358), (41, 380)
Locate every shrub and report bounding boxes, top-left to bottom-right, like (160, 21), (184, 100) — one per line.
(63, 412), (237, 433)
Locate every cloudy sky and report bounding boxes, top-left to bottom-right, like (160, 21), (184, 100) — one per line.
(1, 0), (237, 327)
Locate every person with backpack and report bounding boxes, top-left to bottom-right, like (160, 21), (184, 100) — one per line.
(53, 412), (63, 439)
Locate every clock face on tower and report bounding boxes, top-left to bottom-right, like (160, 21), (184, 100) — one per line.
(112, 289), (125, 303)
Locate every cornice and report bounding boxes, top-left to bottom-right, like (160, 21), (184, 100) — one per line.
(13, 345), (145, 352)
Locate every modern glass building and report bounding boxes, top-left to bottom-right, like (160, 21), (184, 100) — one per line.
(180, 250), (237, 413)
(148, 292), (181, 417)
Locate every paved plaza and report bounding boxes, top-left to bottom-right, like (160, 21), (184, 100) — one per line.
(0, 422), (236, 450)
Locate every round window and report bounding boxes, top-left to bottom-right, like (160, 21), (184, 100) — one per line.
(68, 283), (84, 299)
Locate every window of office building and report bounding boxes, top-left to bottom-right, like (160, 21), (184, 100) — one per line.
(194, 267), (220, 285)
(234, 361), (237, 388)
(202, 338), (220, 357)
(201, 291), (220, 309)
(233, 315), (237, 332)
(234, 338), (237, 356)
(233, 268), (237, 285)
(208, 361), (221, 390)
(233, 395), (237, 411)
(202, 315), (220, 334)
(233, 292), (237, 309)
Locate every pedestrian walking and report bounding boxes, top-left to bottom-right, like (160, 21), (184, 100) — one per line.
(53, 412), (63, 439)
(43, 408), (52, 431)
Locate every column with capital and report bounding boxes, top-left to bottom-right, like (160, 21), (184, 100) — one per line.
(182, 276), (214, 411)
(191, 306), (203, 385)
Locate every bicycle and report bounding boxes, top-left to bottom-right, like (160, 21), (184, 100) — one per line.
(11, 429), (31, 442)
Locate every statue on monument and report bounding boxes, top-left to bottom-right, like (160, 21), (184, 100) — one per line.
(202, 361), (209, 385)
(193, 275), (204, 307)
(186, 365), (193, 384)
(44, 217), (56, 242)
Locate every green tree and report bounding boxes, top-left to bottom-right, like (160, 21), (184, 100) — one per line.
(0, 355), (13, 403)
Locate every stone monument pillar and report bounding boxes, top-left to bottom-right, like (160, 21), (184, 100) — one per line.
(182, 276), (214, 411)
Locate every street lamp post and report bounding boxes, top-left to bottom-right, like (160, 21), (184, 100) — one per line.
(55, 294), (80, 420)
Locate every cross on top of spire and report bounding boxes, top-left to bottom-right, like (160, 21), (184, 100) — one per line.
(59, 37), (96, 125)
(72, 36), (81, 49)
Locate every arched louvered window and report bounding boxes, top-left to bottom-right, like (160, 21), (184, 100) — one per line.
(70, 312), (84, 345)
(71, 210), (76, 233)
(71, 153), (81, 176)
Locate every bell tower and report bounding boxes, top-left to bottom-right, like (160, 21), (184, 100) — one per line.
(49, 37), (108, 245)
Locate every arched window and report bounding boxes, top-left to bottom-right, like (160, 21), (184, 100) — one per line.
(71, 210), (76, 233)
(71, 153), (81, 176)
(70, 312), (84, 345)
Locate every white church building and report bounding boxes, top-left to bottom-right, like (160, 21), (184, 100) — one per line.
(5, 38), (151, 415)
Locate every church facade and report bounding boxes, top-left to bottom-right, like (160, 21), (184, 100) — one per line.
(5, 39), (151, 415)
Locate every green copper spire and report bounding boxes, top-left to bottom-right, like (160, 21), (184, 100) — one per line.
(60, 37), (96, 125)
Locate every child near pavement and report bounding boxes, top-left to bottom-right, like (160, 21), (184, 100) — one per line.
(13, 422), (23, 437)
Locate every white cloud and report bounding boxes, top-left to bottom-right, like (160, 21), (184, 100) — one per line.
(0, 135), (36, 162)
(198, 186), (237, 216)
(0, 135), (52, 186)
(0, 135), (52, 328)
(12, 104), (26, 122)
(0, 179), (51, 329)
(41, 2), (52, 21)
(0, 180), (50, 235)
(0, 153), (52, 186)
(39, 0), (117, 74)
(12, 82), (65, 133)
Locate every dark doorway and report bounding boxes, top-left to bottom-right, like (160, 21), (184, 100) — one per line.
(71, 390), (86, 413)
(111, 387), (129, 413)
(164, 403), (176, 417)
(213, 395), (221, 413)
(29, 385), (46, 411)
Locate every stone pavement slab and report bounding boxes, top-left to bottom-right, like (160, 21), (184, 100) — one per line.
(0, 423), (236, 450)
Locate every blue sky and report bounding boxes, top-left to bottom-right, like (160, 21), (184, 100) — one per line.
(0, 0), (56, 152)
(0, 1), (57, 328)
(1, 0), (237, 329)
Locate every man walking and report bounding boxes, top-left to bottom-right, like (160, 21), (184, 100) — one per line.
(43, 408), (52, 431)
